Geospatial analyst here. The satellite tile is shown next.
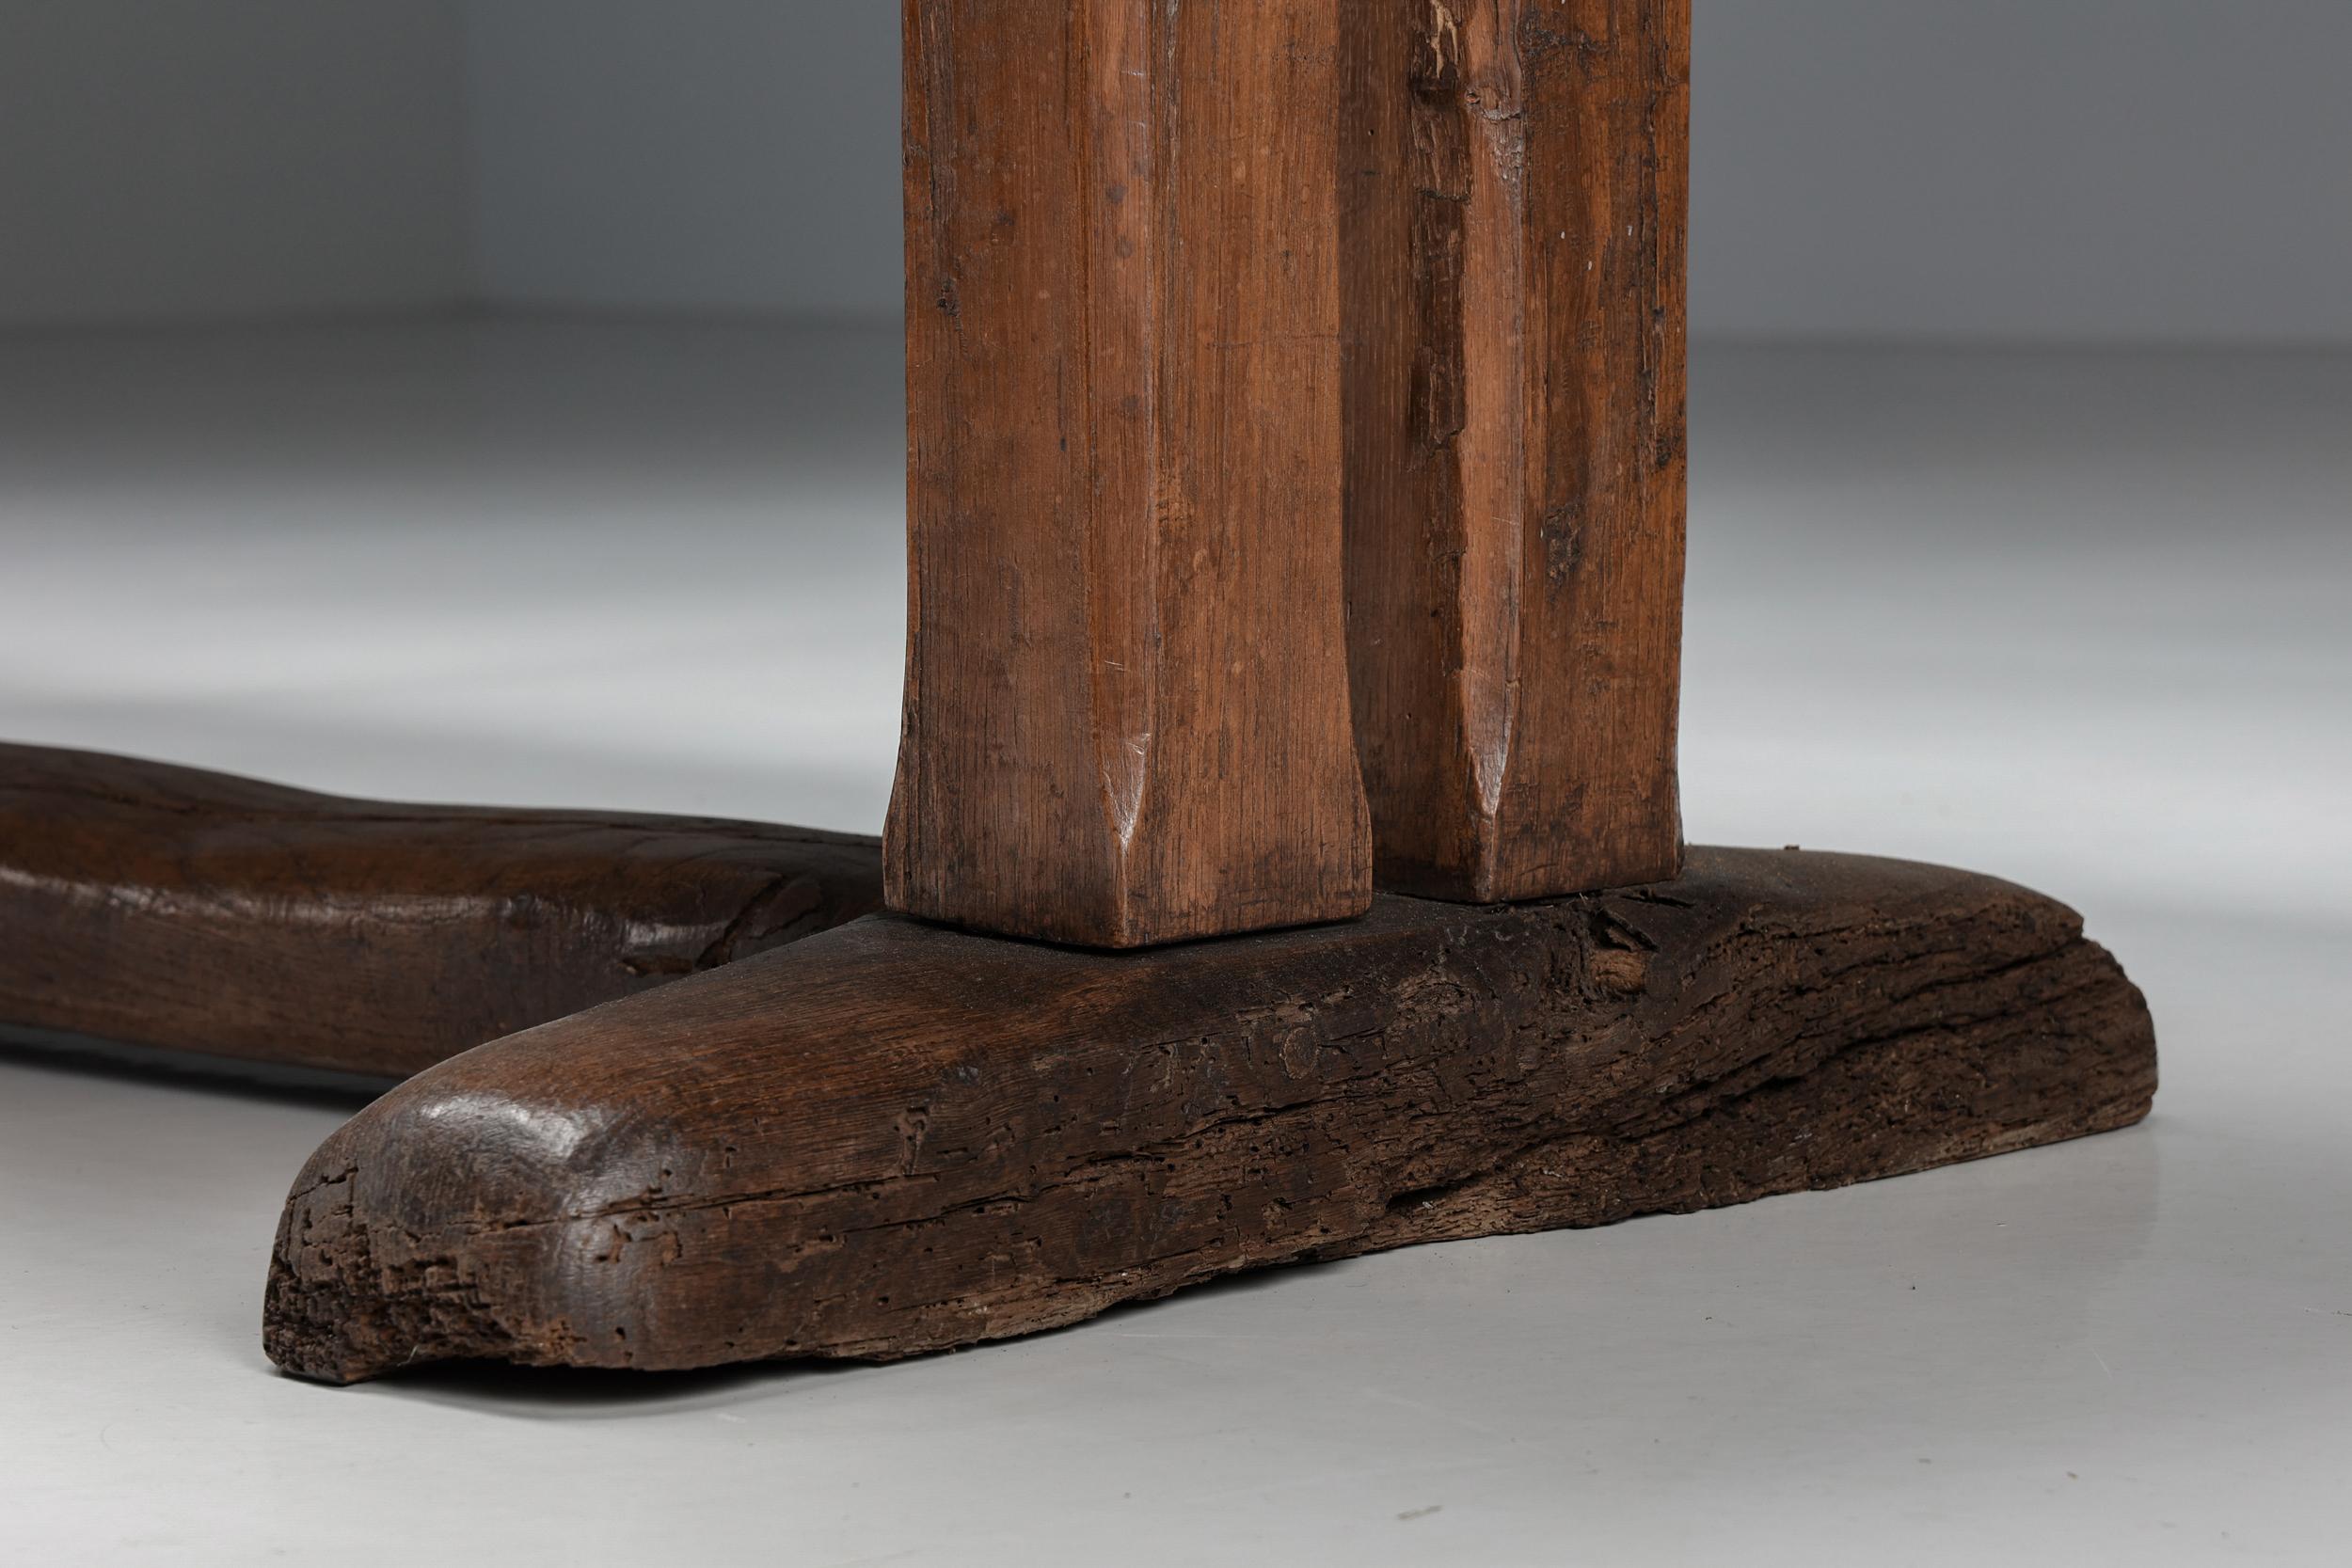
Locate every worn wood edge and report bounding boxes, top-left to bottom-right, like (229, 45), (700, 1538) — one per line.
(0, 741), (884, 1077)
(262, 847), (2157, 1384)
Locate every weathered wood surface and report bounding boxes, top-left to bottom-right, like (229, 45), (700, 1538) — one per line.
(1343, 0), (1690, 901)
(265, 847), (2155, 1383)
(0, 742), (883, 1078)
(890, 0), (1373, 947)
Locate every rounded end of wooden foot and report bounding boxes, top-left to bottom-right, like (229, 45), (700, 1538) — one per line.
(262, 1162), (519, 1386)
(262, 1055), (694, 1384)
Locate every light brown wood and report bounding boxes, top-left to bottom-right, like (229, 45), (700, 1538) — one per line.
(888, 0), (1373, 948)
(1344, 0), (1690, 901)
(263, 847), (2156, 1383)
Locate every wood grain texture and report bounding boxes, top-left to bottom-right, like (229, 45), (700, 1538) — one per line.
(0, 743), (882, 1078)
(889, 0), (1373, 948)
(264, 847), (2155, 1383)
(1344, 0), (1690, 901)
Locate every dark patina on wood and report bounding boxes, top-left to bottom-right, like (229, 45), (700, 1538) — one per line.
(0, 742), (882, 1079)
(265, 847), (2155, 1384)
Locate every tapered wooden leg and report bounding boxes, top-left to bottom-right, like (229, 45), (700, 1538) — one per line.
(889, 0), (1371, 948)
(1345, 0), (1690, 902)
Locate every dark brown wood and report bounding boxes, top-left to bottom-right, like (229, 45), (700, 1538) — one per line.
(0, 742), (882, 1079)
(888, 0), (1373, 948)
(264, 847), (2154, 1383)
(1343, 0), (1690, 901)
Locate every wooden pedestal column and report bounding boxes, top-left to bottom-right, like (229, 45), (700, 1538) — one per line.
(888, 0), (1372, 948)
(1345, 0), (1690, 902)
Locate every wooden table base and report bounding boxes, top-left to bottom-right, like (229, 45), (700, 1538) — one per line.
(263, 847), (2154, 1384)
(2, 3), (2158, 1401)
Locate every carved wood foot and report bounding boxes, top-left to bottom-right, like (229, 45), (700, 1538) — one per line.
(0, 743), (882, 1078)
(262, 847), (2155, 1384)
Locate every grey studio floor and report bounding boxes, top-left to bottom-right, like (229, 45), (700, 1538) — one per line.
(3, 318), (2348, 1567)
